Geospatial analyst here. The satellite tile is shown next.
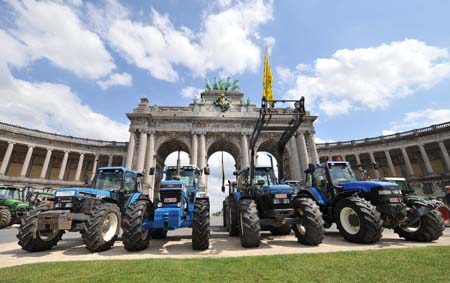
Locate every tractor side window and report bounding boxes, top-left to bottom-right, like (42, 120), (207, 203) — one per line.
(305, 173), (313, 188)
(137, 177), (143, 193)
(124, 172), (137, 193)
(313, 169), (327, 191)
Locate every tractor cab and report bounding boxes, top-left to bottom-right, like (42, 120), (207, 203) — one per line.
(0, 185), (21, 201)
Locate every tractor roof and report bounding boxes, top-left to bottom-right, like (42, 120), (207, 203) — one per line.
(304, 161), (351, 173)
(0, 185), (17, 190)
(97, 166), (144, 176)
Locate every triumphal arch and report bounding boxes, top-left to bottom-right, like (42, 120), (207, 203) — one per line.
(125, 88), (320, 199)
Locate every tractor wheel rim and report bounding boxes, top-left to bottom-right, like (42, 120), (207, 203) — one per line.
(102, 212), (118, 242)
(38, 229), (59, 241)
(402, 218), (421, 233)
(340, 207), (360, 235)
(296, 224), (306, 235)
(438, 207), (450, 226)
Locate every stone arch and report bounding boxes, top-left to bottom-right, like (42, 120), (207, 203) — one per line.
(155, 136), (191, 163)
(206, 136), (241, 169)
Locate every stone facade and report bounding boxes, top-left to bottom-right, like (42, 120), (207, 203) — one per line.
(125, 90), (318, 200)
(316, 122), (450, 197)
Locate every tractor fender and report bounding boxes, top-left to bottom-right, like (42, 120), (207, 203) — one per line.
(295, 190), (320, 204)
(405, 197), (439, 218)
(126, 192), (146, 208)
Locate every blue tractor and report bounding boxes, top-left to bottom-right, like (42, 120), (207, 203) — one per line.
(302, 161), (445, 243)
(224, 97), (324, 247)
(17, 167), (145, 252)
(122, 155), (210, 251)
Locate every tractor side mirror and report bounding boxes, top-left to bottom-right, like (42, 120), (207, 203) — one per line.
(308, 163), (316, 172)
(149, 167), (155, 175)
(232, 171), (237, 176)
(204, 167), (210, 175)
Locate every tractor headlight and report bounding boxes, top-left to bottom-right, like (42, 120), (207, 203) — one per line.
(55, 191), (75, 197)
(54, 203), (62, 208)
(157, 202), (162, 208)
(273, 199), (280, 204)
(378, 189), (402, 195)
(177, 202), (182, 207)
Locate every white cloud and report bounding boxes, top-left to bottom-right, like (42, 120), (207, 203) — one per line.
(283, 39), (450, 116)
(0, 61), (128, 141)
(383, 108), (450, 134)
(314, 137), (336, 144)
(4, 0), (115, 79)
(91, 0), (273, 82)
(181, 86), (203, 98)
(97, 72), (133, 90)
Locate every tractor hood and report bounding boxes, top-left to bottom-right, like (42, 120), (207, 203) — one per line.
(341, 181), (398, 193)
(55, 187), (112, 198)
(260, 184), (292, 194)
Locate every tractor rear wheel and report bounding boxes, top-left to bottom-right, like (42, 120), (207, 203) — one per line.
(437, 205), (450, 227)
(122, 200), (152, 251)
(222, 200), (227, 228)
(192, 199), (210, 250)
(239, 199), (260, 248)
(82, 202), (121, 252)
(17, 207), (64, 252)
(228, 198), (239, 236)
(394, 209), (445, 242)
(293, 198), (324, 245)
(334, 197), (383, 244)
(270, 225), (291, 236)
(151, 229), (168, 239)
(0, 208), (12, 229)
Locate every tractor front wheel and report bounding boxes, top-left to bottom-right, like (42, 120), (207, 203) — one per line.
(122, 200), (152, 251)
(293, 198), (324, 245)
(17, 207), (64, 252)
(228, 197), (239, 236)
(239, 199), (260, 248)
(192, 199), (210, 250)
(82, 202), (121, 252)
(334, 197), (383, 244)
(0, 208), (12, 229)
(394, 209), (445, 242)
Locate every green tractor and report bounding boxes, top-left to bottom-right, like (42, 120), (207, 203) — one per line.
(0, 185), (30, 228)
(0, 185), (54, 229)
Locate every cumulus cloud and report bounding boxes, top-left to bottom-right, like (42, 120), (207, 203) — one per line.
(97, 72), (133, 90)
(283, 39), (450, 116)
(383, 108), (450, 135)
(181, 86), (203, 98)
(89, 0), (273, 82)
(3, 0), (115, 79)
(0, 61), (128, 141)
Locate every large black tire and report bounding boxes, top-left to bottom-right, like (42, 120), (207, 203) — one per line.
(228, 198), (239, 236)
(222, 200), (227, 228)
(292, 198), (325, 245)
(239, 199), (260, 248)
(122, 200), (152, 251)
(334, 197), (383, 244)
(192, 199), (210, 250)
(0, 208), (12, 229)
(270, 224), (292, 236)
(82, 202), (121, 252)
(17, 207), (64, 252)
(151, 229), (168, 239)
(394, 210), (445, 242)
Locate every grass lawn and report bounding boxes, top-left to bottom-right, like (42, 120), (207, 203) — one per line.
(1, 246), (450, 283)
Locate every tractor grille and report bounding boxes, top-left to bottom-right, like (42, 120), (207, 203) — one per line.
(271, 193), (292, 209)
(160, 190), (182, 203)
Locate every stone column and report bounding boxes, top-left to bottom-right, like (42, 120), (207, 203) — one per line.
(91, 154), (99, 181)
(122, 156), (126, 167)
(0, 142), (14, 175)
(289, 139), (301, 180)
(384, 150), (397, 177)
(125, 130), (136, 169)
(191, 132), (198, 166)
(241, 133), (249, 169)
(296, 132), (309, 171)
(307, 132), (320, 164)
(58, 151), (69, 180)
(418, 143), (434, 175)
(107, 155), (113, 167)
(40, 148), (52, 178)
(20, 145), (34, 177)
(401, 147), (414, 177)
(368, 152), (380, 179)
(144, 131), (156, 199)
(354, 153), (361, 165)
(438, 141), (450, 172)
(136, 130), (148, 172)
(198, 132), (206, 189)
(75, 153), (85, 181)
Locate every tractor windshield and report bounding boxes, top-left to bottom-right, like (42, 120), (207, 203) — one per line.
(328, 164), (357, 187)
(92, 170), (123, 191)
(254, 168), (276, 186)
(0, 188), (19, 199)
(166, 169), (198, 189)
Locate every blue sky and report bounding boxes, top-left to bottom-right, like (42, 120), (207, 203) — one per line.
(1, 0), (450, 143)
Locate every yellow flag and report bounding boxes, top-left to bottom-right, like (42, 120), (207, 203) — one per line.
(262, 48), (274, 105)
